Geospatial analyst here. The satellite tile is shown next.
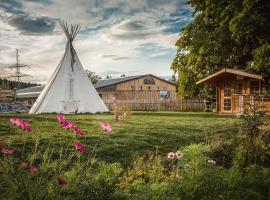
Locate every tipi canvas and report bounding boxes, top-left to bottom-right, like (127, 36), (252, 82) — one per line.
(29, 22), (108, 114)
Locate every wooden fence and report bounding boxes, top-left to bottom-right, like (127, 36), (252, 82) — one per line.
(105, 99), (205, 112)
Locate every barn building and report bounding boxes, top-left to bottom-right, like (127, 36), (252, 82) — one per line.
(196, 68), (270, 114)
(94, 74), (177, 103)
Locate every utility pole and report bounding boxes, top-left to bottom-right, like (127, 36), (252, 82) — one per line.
(6, 49), (30, 86)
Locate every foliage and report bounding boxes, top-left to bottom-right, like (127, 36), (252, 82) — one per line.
(171, 0), (270, 97)
(237, 100), (270, 166)
(85, 70), (101, 84)
(0, 78), (40, 90)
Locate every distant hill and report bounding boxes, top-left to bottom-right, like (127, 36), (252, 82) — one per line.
(0, 78), (41, 90)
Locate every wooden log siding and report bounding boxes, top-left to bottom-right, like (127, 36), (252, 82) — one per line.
(105, 99), (205, 112)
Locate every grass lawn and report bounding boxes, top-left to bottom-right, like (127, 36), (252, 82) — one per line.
(0, 112), (238, 166)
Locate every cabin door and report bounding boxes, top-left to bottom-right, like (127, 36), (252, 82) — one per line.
(221, 84), (232, 113)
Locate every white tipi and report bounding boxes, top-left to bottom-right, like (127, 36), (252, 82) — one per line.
(29, 21), (108, 114)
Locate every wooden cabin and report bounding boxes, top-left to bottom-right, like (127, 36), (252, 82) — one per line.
(94, 74), (178, 103)
(196, 68), (270, 114)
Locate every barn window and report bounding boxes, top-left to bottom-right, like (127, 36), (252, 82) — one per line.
(143, 77), (155, 84)
(160, 90), (170, 99)
(224, 84), (231, 97)
(224, 99), (231, 110)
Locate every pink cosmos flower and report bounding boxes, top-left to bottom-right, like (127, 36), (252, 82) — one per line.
(100, 123), (112, 133)
(10, 117), (17, 125)
(72, 127), (84, 136)
(61, 121), (76, 129)
(57, 114), (66, 123)
(167, 152), (175, 159)
(1, 148), (15, 155)
(20, 121), (32, 132)
(10, 118), (22, 126)
(10, 118), (32, 132)
(208, 159), (216, 165)
(74, 141), (86, 153)
(31, 166), (39, 173)
(20, 161), (29, 169)
(57, 178), (68, 186)
(174, 151), (183, 159)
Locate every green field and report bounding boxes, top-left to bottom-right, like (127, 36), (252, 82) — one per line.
(0, 112), (237, 165)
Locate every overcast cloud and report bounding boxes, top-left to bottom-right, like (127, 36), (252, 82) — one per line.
(0, 0), (193, 83)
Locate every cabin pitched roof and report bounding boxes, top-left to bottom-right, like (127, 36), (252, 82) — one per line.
(196, 68), (262, 85)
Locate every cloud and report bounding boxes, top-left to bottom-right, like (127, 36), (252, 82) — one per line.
(8, 14), (56, 35)
(100, 54), (131, 60)
(0, 0), (193, 83)
(109, 20), (156, 40)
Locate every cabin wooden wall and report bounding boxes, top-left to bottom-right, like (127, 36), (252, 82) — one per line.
(217, 78), (268, 114)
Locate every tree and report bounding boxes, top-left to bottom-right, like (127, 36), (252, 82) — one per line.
(120, 74), (126, 78)
(85, 70), (101, 84)
(171, 0), (270, 97)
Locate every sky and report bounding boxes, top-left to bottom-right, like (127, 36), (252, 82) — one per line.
(0, 0), (193, 84)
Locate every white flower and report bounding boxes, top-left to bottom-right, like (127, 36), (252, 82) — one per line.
(208, 159), (216, 165)
(174, 150), (183, 159)
(167, 152), (175, 159)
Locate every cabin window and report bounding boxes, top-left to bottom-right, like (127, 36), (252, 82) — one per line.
(140, 86), (143, 90)
(148, 86), (151, 90)
(99, 94), (103, 98)
(157, 86), (160, 90)
(262, 83), (270, 95)
(250, 81), (260, 95)
(224, 84), (231, 97)
(234, 83), (243, 94)
(131, 85), (134, 90)
(224, 99), (231, 110)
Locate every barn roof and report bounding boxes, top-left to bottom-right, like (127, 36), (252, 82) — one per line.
(16, 86), (44, 99)
(94, 75), (141, 89)
(196, 68), (262, 85)
(94, 74), (177, 89)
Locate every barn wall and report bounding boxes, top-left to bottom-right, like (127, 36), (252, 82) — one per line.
(116, 76), (176, 91)
(97, 75), (178, 104)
